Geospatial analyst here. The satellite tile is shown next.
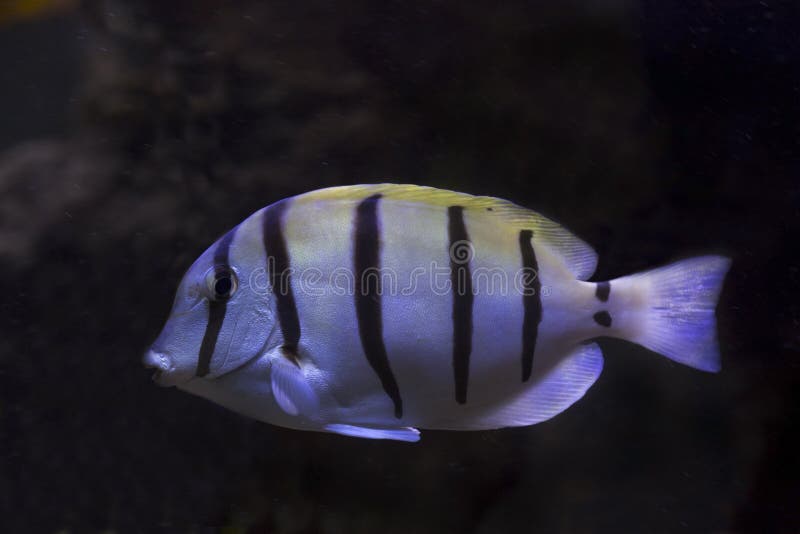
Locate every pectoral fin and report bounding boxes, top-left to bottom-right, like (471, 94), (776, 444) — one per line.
(270, 353), (319, 417)
(323, 424), (421, 442)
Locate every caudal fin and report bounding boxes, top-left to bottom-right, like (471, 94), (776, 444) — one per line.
(617, 255), (731, 372)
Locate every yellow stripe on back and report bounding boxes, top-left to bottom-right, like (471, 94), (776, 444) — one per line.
(292, 184), (598, 280)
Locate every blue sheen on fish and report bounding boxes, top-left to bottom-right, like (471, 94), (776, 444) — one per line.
(143, 184), (731, 442)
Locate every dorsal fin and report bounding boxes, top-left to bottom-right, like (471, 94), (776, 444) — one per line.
(294, 184), (598, 280)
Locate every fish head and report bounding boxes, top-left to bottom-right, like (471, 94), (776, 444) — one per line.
(144, 219), (278, 388)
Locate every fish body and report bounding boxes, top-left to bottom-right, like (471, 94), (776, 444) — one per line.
(145, 184), (730, 442)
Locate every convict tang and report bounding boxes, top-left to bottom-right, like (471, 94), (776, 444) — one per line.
(144, 184), (730, 442)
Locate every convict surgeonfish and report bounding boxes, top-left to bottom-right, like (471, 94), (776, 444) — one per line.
(144, 184), (730, 442)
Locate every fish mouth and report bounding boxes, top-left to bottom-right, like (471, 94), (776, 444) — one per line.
(142, 349), (182, 387)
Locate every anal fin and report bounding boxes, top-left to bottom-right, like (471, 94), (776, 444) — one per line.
(485, 342), (603, 428)
(324, 424), (421, 443)
(434, 343), (604, 430)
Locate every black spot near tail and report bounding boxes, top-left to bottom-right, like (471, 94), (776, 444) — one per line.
(594, 311), (612, 328)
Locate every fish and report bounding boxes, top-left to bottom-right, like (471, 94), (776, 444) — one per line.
(144, 184), (731, 442)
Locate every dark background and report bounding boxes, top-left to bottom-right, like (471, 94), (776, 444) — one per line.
(1, 1), (798, 532)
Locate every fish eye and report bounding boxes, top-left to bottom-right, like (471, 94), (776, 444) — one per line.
(206, 266), (238, 301)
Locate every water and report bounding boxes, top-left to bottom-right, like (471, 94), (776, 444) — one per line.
(1, 1), (798, 532)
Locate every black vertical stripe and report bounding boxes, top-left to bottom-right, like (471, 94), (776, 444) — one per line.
(263, 200), (301, 351)
(448, 206), (473, 404)
(595, 281), (610, 302)
(196, 227), (238, 377)
(519, 229), (542, 382)
(353, 194), (403, 419)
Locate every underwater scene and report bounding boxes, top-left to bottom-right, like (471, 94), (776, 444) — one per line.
(1, 1), (798, 532)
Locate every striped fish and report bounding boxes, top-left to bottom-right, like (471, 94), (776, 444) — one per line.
(144, 184), (731, 442)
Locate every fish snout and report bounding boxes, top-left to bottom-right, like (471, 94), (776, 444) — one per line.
(142, 349), (188, 387)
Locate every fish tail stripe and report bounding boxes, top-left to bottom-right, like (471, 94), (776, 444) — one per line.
(447, 205), (473, 404)
(263, 199), (301, 351)
(593, 310), (612, 327)
(519, 229), (542, 382)
(353, 194), (404, 419)
(595, 281), (610, 302)
(196, 226), (238, 377)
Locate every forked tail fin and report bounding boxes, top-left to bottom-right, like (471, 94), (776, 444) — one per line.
(613, 256), (731, 372)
